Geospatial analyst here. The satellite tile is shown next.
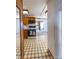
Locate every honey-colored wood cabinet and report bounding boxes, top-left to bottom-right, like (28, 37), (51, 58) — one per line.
(23, 17), (28, 39)
(23, 29), (28, 39)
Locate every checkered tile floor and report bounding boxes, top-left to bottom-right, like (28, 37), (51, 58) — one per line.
(16, 35), (54, 59)
(16, 48), (20, 59)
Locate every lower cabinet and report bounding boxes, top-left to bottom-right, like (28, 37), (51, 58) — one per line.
(23, 29), (28, 39)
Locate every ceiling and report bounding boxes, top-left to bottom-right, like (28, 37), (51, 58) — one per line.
(23, 0), (47, 18)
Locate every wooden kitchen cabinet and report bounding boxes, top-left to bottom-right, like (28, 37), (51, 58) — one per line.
(23, 29), (28, 39)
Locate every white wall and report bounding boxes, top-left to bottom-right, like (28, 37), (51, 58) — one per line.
(47, 0), (62, 59)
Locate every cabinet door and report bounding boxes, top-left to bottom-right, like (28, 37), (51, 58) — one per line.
(23, 29), (28, 39)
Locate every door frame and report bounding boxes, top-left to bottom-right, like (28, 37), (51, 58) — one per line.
(16, 5), (24, 59)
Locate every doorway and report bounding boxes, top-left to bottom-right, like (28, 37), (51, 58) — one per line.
(16, 7), (21, 59)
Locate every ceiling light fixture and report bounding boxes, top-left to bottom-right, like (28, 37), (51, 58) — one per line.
(45, 10), (48, 14)
(23, 11), (28, 14)
(23, 9), (29, 14)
